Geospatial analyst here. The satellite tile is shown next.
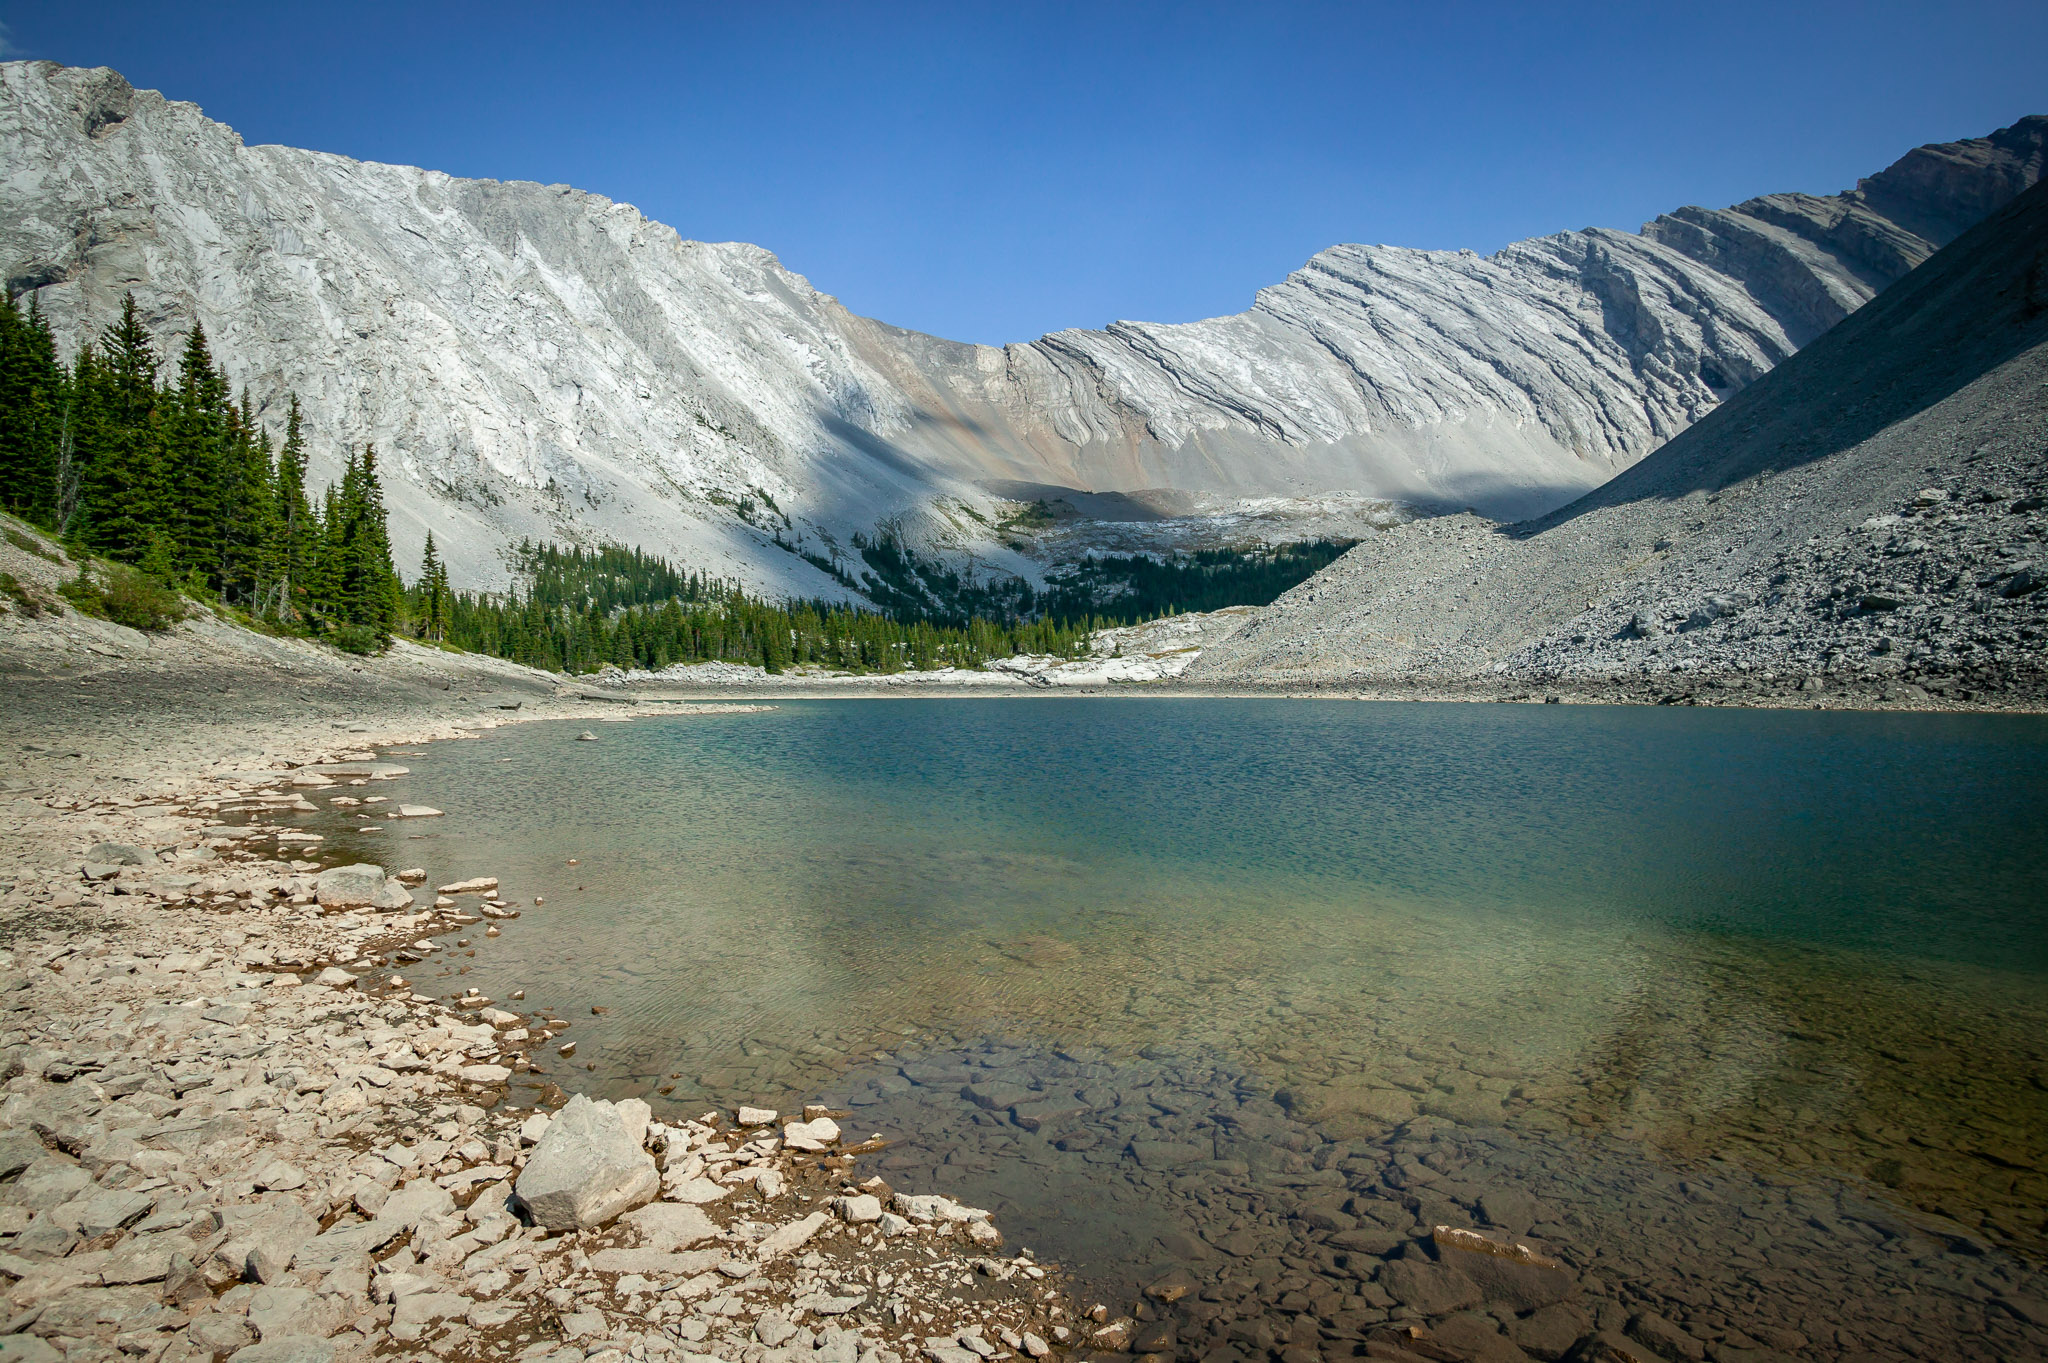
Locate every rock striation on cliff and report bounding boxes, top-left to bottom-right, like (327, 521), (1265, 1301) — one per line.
(2, 60), (2040, 591)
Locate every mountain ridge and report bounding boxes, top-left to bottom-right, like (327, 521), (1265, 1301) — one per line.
(2, 59), (2040, 594)
(1187, 177), (2048, 700)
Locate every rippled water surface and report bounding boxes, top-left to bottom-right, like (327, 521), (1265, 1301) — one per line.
(324, 699), (2048, 1362)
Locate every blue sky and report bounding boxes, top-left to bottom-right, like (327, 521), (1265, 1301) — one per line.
(5, 2), (2043, 345)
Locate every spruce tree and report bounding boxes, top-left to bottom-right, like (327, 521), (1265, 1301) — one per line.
(0, 293), (64, 525)
(222, 389), (281, 610)
(417, 531), (450, 642)
(268, 396), (315, 622)
(161, 323), (231, 587)
(312, 480), (346, 622)
(335, 444), (401, 638)
(76, 296), (163, 563)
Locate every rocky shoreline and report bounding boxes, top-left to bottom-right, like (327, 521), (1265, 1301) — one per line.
(0, 698), (1081, 1363)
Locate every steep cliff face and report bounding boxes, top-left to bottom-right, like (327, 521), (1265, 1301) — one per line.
(2, 60), (2040, 592)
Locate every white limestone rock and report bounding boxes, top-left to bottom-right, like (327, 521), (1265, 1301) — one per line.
(781, 1116), (839, 1151)
(514, 1094), (658, 1231)
(621, 1200), (716, 1250)
(312, 864), (385, 909)
(832, 1194), (882, 1224)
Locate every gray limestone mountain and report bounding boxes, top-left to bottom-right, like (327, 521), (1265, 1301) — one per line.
(1188, 177), (2048, 703)
(1, 59), (2042, 595)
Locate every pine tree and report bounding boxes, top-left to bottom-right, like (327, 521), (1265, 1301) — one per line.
(75, 295), (163, 563)
(334, 444), (400, 638)
(272, 395), (317, 621)
(417, 531), (450, 642)
(222, 388), (281, 610)
(161, 323), (231, 587)
(0, 293), (64, 525)
(312, 480), (346, 622)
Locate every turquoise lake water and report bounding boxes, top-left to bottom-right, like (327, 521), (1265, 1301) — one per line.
(314, 699), (2048, 1359)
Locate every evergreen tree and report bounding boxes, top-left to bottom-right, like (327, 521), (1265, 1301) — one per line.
(160, 323), (231, 586)
(333, 445), (401, 638)
(0, 293), (64, 525)
(75, 296), (163, 562)
(416, 531), (451, 642)
(222, 389), (282, 610)
(272, 395), (318, 621)
(312, 481), (346, 621)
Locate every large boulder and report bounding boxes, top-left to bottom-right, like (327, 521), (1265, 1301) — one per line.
(313, 864), (386, 908)
(514, 1094), (658, 1230)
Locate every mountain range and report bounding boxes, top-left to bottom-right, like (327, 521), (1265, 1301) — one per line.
(1191, 176), (2048, 704)
(2, 60), (2041, 595)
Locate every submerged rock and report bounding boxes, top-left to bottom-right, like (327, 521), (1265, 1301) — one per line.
(1431, 1225), (1576, 1312)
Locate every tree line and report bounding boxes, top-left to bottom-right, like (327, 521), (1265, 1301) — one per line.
(3, 289), (1350, 675)
(0, 292), (401, 645)
(424, 541), (1106, 675)
(1041, 540), (1356, 619)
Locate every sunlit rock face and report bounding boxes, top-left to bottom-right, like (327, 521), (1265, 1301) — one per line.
(3, 60), (2039, 588)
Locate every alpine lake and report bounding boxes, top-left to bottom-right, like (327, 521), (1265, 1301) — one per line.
(299, 698), (2048, 1363)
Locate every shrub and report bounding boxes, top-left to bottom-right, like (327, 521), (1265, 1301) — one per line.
(101, 566), (186, 631)
(329, 624), (384, 655)
(57, 564), (184, 632)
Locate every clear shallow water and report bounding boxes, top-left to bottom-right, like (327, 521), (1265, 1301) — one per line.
(319, 699), (2048, 1361)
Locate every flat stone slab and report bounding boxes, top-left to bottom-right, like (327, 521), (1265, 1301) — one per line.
(227, 1340), (336, 1363)
(587, 1246), (722, 1276)
(622, 1200), (717, 1249)
(314, 864), (386, 908)
(758, 1211), (829, 1259)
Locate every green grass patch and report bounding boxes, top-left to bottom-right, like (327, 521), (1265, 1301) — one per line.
(4, 526), (63, 563)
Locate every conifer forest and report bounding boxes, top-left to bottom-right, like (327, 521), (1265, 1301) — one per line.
(0, 292), (1346, 673)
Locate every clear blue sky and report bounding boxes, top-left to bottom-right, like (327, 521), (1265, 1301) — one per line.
(5, 2), (2043, 345)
